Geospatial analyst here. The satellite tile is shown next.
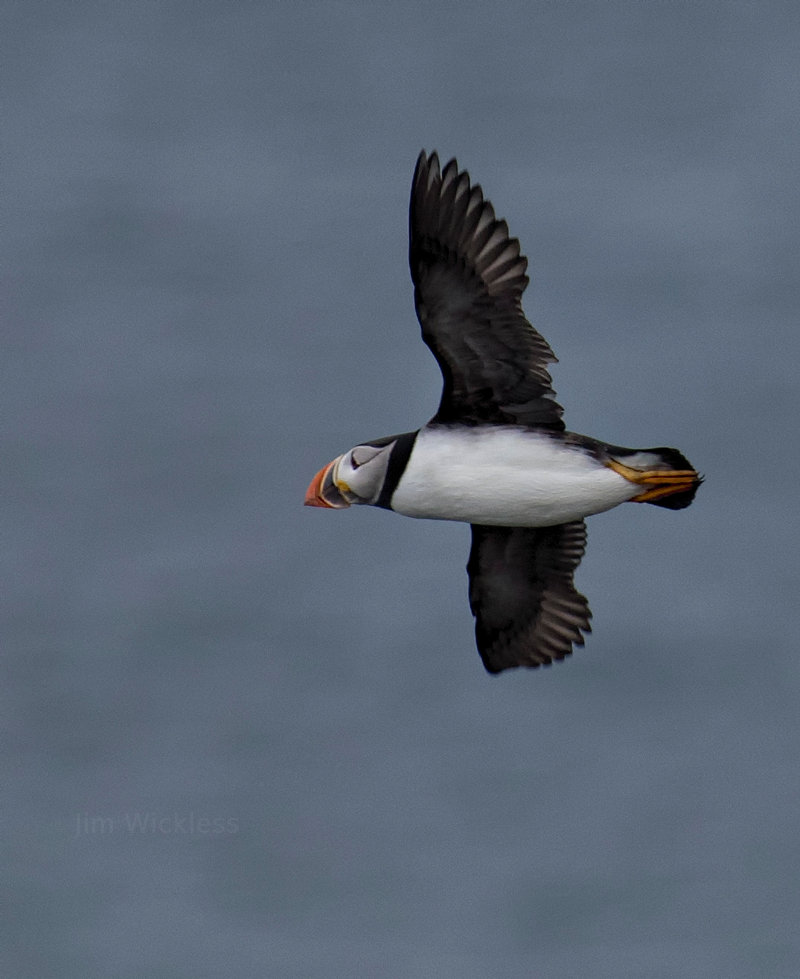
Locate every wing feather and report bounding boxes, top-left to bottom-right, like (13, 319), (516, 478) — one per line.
(467, 522), (592, 673)
(410, 151), (564, 429)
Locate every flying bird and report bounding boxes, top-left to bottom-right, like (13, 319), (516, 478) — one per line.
(305, 152), (701, 674)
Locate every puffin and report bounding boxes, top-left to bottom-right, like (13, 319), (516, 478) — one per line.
(305, 152), (701, 674)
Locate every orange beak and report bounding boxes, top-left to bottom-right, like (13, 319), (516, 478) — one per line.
(304, 458), (351, 509)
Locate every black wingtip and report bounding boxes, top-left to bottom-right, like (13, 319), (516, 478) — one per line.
(414, 149), (439, 185)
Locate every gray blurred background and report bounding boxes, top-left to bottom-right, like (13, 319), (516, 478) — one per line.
(3, 2), (799, 976)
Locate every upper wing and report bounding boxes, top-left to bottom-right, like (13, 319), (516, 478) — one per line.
(467, 522), (591, 673)
(409, 151), (564, 430)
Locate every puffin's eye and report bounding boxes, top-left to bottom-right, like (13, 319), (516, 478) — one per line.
(350, 444), (385, 472)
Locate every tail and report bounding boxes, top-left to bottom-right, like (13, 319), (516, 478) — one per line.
(606, 445), (703, 510)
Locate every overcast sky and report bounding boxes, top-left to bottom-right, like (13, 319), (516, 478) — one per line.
(4, 3), (800, 977)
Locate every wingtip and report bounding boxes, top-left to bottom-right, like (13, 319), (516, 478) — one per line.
(414, 148), (431, 172)
(413, 149), (447, 189)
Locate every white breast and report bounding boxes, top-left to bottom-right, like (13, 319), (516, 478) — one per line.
(389, 426), (638, 527)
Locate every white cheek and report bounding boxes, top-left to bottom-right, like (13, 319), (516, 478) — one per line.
(348, 464), (379, 501)
(347, 454), (392, 504)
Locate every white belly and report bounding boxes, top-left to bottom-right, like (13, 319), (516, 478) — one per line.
(390, 426), (638, 527)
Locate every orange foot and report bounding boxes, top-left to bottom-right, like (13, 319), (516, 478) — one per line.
(606, 459), (700, 503)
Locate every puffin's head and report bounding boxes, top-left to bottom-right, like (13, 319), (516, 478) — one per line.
(304, 440), (395, 509)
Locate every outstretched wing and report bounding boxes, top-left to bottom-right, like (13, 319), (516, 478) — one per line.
(467, 522), (592, 673)
(409, 151), (564, 430)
